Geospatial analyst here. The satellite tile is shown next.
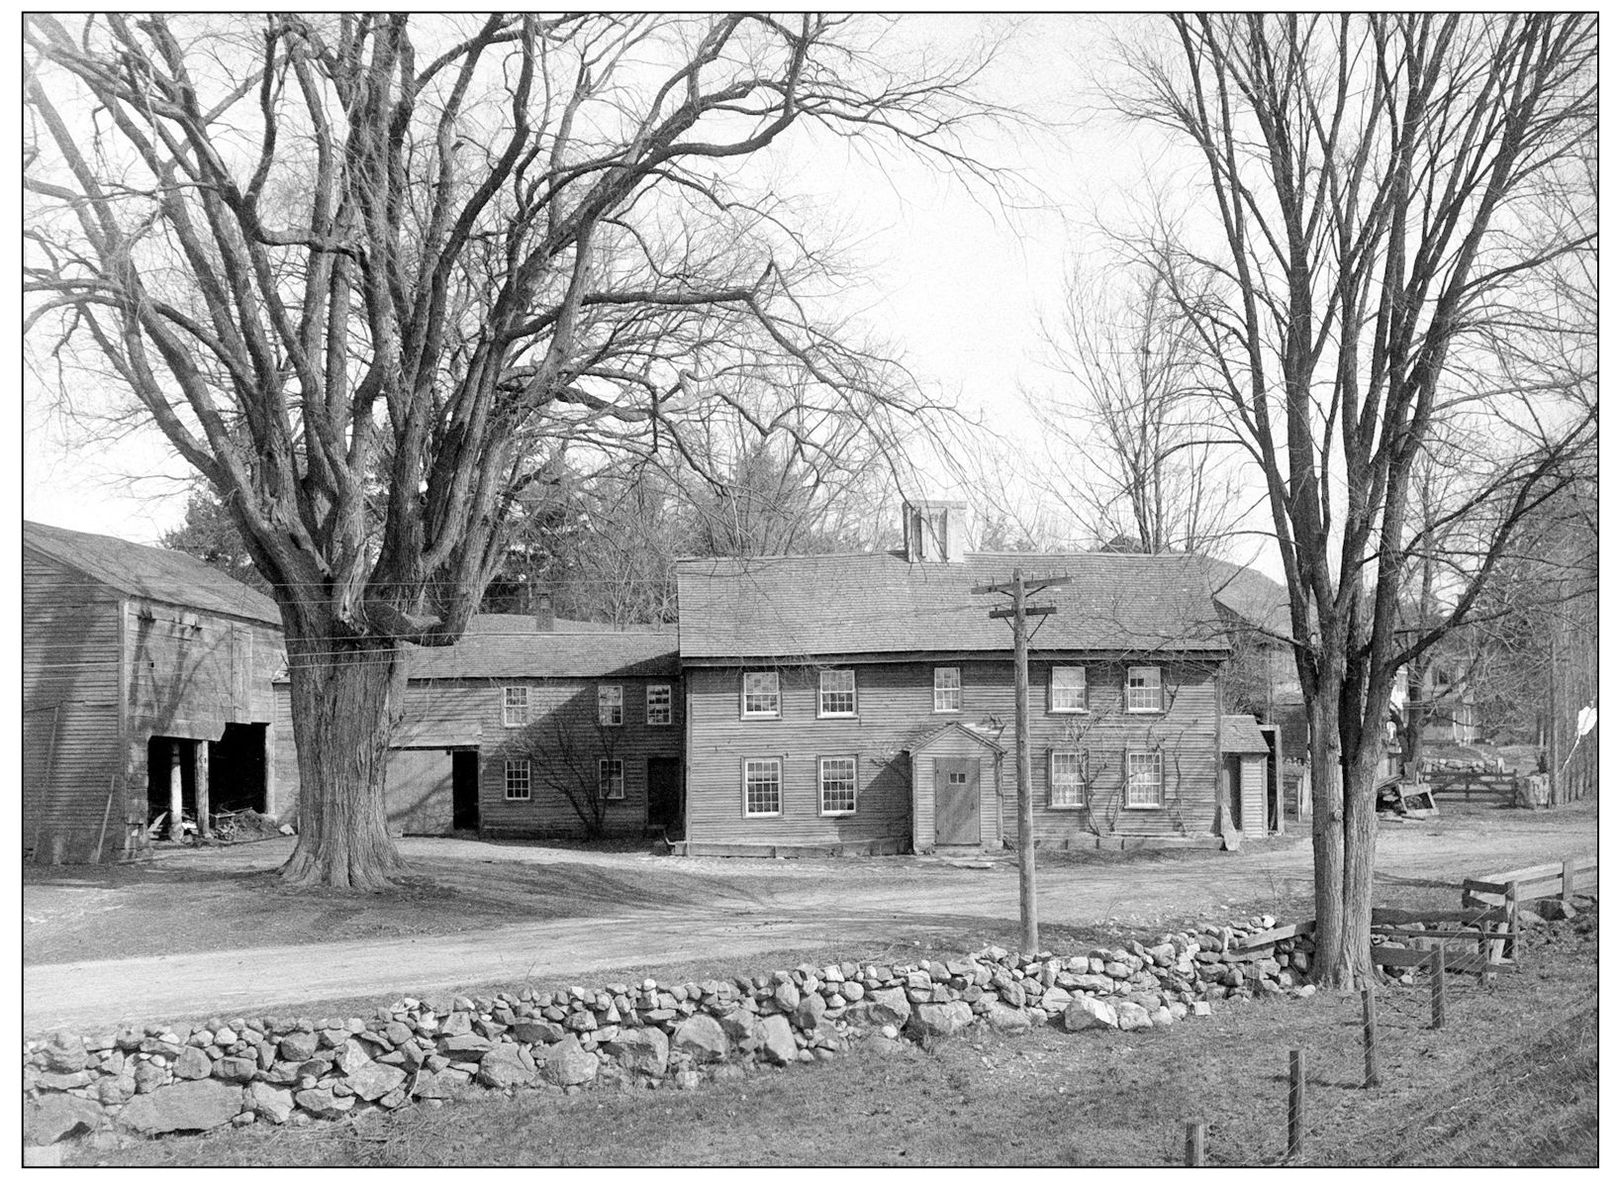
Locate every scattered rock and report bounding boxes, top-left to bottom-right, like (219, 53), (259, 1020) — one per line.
(759, 1015), (797, 1065)
(537, 1038), (599, 1088)
(1115, 1002), (1152, 1032)
(672, 1015), (728, 1063)
(1063, 995), (1119, 1032)
(911, 1001), (974, 1038)
(603, 1027), (669, 1077)
(121, 1080), (242, 1134)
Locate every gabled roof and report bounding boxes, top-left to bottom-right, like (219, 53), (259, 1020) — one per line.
(1198, 556), (1291, 637)
(901, 720), (1006, 754)
(676, 550), (1229, 662)
(1221, 714), (1273, 755)
(404, 624), (679, 681)
(24, 520), (281, 626)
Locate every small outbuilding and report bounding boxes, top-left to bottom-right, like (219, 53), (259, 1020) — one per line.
(1220, 713), (1274, 836)
(24, 521), (287, 862)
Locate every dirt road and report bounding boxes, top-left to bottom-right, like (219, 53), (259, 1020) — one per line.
(24, 803), (1594, 1032)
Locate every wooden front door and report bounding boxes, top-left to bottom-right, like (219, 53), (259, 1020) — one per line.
(935, 757), (981, 846)
(1225, 754), (1244, 828)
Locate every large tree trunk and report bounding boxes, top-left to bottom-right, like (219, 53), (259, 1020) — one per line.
(1331, 735), (1382, 988)
(1306, 678), (1348, 987)
(279, 631), (407, 889)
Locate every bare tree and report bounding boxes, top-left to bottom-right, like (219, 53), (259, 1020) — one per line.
(24, 13), (1006, 886)
(1027, 257), (1245, 556)
(1111, 13), (1596, 986)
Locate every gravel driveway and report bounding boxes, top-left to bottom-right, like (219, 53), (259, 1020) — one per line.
(25, 802), (1594, 1032)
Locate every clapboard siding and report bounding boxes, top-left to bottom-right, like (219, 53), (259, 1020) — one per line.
(473, 676), (683, 838)
(685, 655), (1223, 849)
(23, 553), (126, 859)
(1238, 753), (1267, 833)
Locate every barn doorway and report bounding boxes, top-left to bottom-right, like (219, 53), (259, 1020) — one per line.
(452, 750), (480, 830)
(146, 736), (198, 833)
(208, 722), (267, 813)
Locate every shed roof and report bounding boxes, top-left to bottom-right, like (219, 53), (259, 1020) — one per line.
(1221, 713), (1273, 755)
(24, 520), (281, 626)
(676, 550), (1229, 661)
(403, 625), (679, 681)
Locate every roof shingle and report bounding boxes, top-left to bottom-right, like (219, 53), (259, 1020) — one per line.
(676, 550), (1229, 661)
(25, 520), (281, 626)
(403, 627), (679, 680)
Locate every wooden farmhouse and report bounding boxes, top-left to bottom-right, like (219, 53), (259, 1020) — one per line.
(673, 501), (1244, 856)
(24, 521), (287, 863)
(273, 612), (683, 841)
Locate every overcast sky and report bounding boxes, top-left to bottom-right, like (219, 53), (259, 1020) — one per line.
(17, 13), (1280, 575)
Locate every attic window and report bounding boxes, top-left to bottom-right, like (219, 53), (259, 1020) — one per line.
(1126, 666), (1163, 713)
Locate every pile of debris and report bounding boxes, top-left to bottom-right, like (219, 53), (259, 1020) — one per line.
(24, 914), (1314, 1144)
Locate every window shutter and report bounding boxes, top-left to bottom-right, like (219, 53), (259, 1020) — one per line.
(1045, 746), (1053, 806)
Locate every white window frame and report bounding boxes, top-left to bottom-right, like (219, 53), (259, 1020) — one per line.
(1049, 749), (1088, 809)
(933, 667), (962, 713)
(1125, 750), (1164, 808)
(1126, 666), (1164, 713)
(741, 671), (781, 719)
(599, 758), (625, 801)
(502, 685), (529, 728)
(818, 669), (857, 718)
(598, 684), (624, 727)
(742, 757), (782, 817)
(818, 756), (858, 816)
(646, 683), (673, 726)
(1050, 666), (1089, 713)
(504, 758), (531, 801)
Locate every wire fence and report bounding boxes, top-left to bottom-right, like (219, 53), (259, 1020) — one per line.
(1189, 916), (1599, 1168)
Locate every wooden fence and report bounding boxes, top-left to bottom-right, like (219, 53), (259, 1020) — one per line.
(1227, 855), (1594, 973)
(1421, 767), (1518, 804)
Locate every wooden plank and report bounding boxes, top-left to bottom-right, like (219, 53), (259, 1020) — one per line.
(1232, 920), (1315, 950)
(1369, 926), (1514, 940)
(1461, 877), (1510, 897)
(1371, 945), (1499, 974)
(1371, 906), (1509, 926)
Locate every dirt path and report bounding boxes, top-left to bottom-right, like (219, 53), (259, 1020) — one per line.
(25, 804), (1593, 1032)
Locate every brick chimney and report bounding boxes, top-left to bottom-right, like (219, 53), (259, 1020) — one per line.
(533, 588), (555, 632)
(902, 500), (967, 563)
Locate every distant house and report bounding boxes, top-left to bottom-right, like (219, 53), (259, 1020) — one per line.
(24, 521), (286, 863)
(674, 501), (1236, 856)
(274, 610), (683, 840)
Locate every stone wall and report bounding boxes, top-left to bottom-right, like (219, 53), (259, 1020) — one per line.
(24, 915), (1318, 1146)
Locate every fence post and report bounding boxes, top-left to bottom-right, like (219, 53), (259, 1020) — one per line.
(1430, 943), (1447, 1029)
(1361, 988), (1379, 1088)
(1507, 882), (1521, 961)
(1561, 860), (1574, 903)
(1185, 1121), (1205, 1167)
(1287, 1049), (1304, 1158)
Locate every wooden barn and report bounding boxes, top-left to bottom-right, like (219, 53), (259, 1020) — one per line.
(24, 521), (287, 862)
(674, 501), (1235, 856)
(273, 614), (683, 840)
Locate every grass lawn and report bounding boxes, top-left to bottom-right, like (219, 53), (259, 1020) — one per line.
(71, 915), (1596, 1167)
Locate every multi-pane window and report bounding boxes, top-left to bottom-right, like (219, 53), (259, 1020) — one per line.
(1126, 666), (1164, 712)
(819, 669), (856, 717)
(819, 756), (858, 816)
(743, 758), (782, 816)
(502, 686), (529, 728)
(1050, 750), (1088, 808)
(934, 667), (962, 712)
(1126, 751), (1163, 807)
(598, 684), (623, 726)
(646, 684), (672, 726)
(742, 671), (781, 718)
(1051, 666), (1088, 713)
(599, 758), (625, 801)
(504, 759), (531, 801)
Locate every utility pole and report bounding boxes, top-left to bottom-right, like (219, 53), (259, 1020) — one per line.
(974, 568), (1071, 955)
